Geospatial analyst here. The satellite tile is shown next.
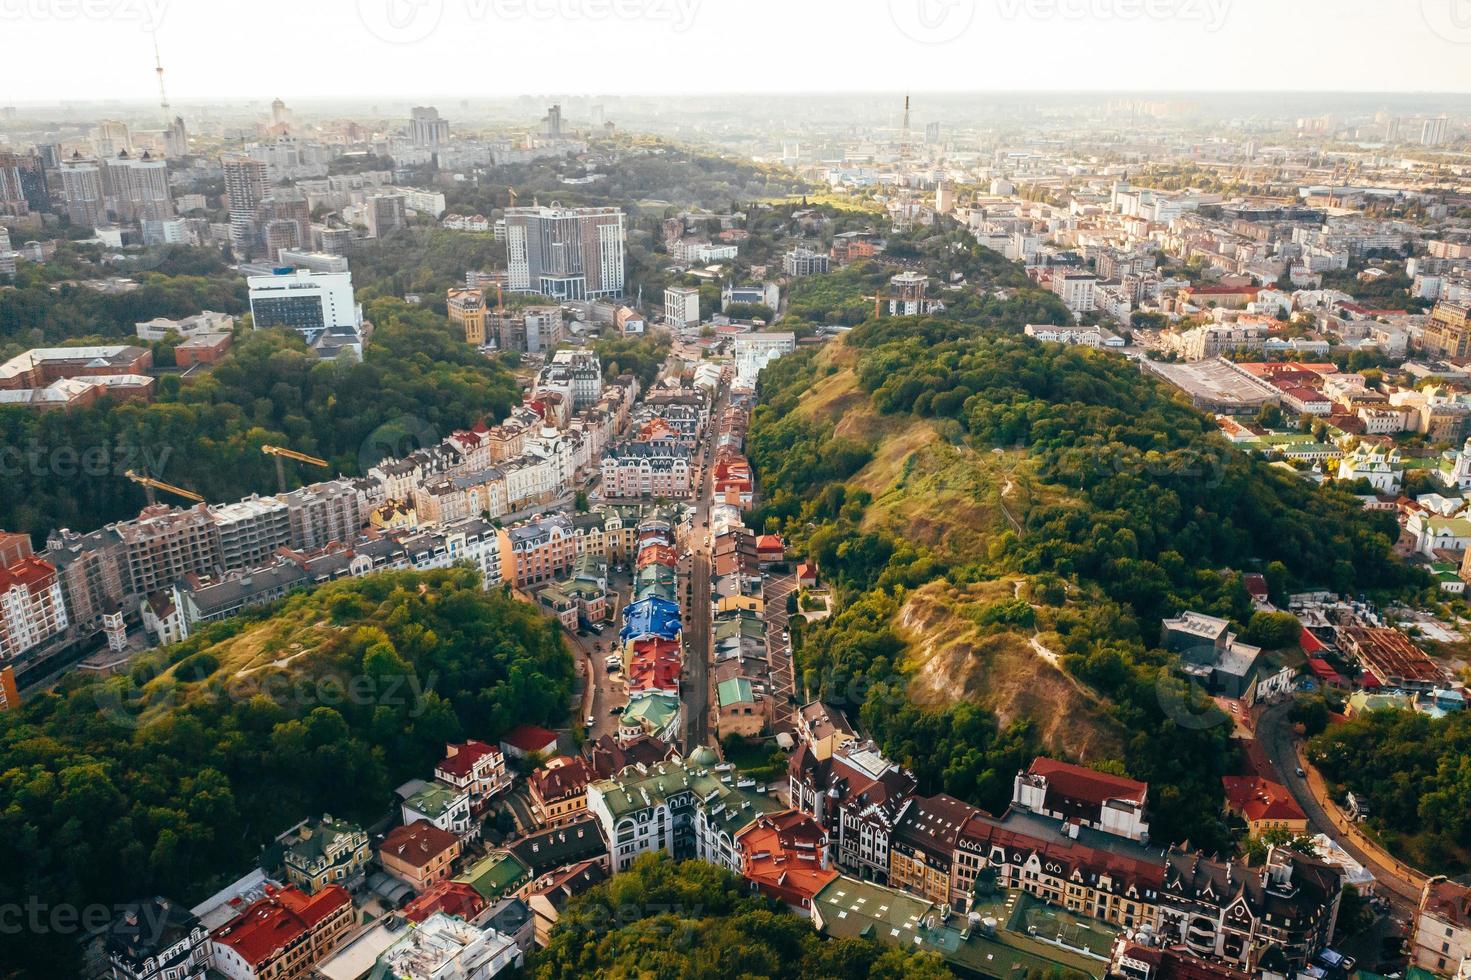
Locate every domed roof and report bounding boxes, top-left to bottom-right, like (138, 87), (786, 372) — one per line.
(688, 745), (718, 767)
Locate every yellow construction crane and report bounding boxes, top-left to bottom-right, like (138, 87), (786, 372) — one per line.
(507, 187), (518, 207)
(125, 470), (204, 506)
(262, 445), (329, 493)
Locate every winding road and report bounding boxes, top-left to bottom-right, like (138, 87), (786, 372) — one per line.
(1255, 701), (1423, 918)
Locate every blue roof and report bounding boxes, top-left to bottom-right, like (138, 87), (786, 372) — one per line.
(620, 596), (681, 641)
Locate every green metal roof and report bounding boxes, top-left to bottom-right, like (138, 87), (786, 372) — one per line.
(405, 784), (463, 820)
(716, 677), (756, 707)
(455, 851), (530, 900)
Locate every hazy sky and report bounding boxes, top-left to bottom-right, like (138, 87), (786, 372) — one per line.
(4, 0), (1471, 101)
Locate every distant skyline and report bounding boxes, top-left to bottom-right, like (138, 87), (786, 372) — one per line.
(2, 0), (1471, 103)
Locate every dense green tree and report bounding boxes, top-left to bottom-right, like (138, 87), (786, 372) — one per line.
(0, 302), (519, 543)
(1308, 709), (1471, 873)
(536, 855), (952, 980)
(0, 568), (574, 977)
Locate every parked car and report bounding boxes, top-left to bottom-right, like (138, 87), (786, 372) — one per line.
(585, 715), (595, 727)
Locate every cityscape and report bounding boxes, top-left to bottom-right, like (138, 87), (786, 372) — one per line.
(1, 3), (1471, 980)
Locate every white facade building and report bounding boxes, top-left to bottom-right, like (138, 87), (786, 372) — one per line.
(664, 286), (701, 327)
(247, 269), (362, 347)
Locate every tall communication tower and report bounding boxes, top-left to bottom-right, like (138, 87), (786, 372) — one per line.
(152, 31), (169, 120)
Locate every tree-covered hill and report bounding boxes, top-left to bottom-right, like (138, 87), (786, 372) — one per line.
(0, 299), (520, 544)
(748, 311), (1425, 854)
(0, 568), (574, 978)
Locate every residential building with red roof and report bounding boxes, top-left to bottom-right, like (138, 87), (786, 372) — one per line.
(953, 807), (1165, 929)
(379, 820), (463, 892)
(0, 553), (68, 662)
(625, 637), (681, 695)
(583, 733), (679, 779)
(635, 543), (677, 569)
(1181, 284), (1262, 309)
(435, 739), (513, 815)
(1012, 757), (1150, 842)
(499, 724), (559, 760)
(208, 884), (353, 980)
(737, 810), (838, 915)
(399, 880), (486, 925)
(528, 755), (592, 825)
(1221, 775), (1308, 836)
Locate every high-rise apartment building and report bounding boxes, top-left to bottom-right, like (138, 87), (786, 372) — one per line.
(259, 190), (311, 259)
(222, 154), (268, 253)
(60, 151), (104, 227)
(490, 306), (563, 353)
(316, 226), (354, 256)
(782, 248), (830, 278)
(93, 120), (131, 157)
(0, 549), (68, 663)
(1424, 302), (1471, 359)
(365, 193), (406, 238)
(165, 115), (189, 157)
(409, 106), (449, 148)
(0, 228), (15, 278)
(280, 480), (363, 551)
(504, 206), (625, 301)
(211, 496), (292, 571)
(1422, 115), (1450, 146)
(447, 287), (488, 345)
(0, 153), (33, 216)
(116, 505), (223, 599)
(102, 151), (173, 224)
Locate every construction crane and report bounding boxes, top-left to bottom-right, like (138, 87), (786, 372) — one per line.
(507, 187), (519, 207)
(126, 470), (204, 506)
(262, 445), (329, 493)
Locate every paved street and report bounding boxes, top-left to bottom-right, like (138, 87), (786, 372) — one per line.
(566, 567), (631, 743)
(762, 570), (799, 734)
(1254, 701), (1422, 918)
(680, 379), (728, 752)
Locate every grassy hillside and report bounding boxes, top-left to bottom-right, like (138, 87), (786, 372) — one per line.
(775, 340), (1123, 759)
(749, 308), (1422, 848)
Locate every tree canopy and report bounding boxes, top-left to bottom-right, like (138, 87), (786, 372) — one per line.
(536, 854), (952, 980)
(0, 568), (574, 977)
(0, 300), (520, 544)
